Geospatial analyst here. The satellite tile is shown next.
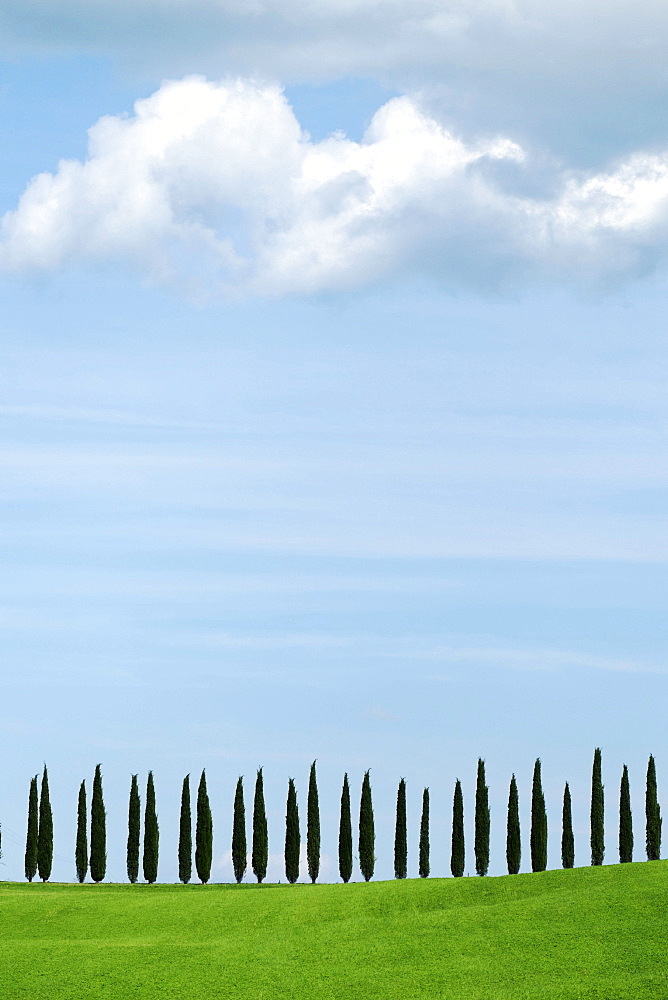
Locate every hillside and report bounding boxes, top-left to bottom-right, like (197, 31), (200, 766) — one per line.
(1, 862), (666, 999)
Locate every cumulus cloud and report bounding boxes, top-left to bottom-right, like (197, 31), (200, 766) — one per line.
(2, 1), (668, 160)
(2, 77), (668, 297)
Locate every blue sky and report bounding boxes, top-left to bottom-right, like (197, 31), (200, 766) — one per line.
(0, 2), (666, 884)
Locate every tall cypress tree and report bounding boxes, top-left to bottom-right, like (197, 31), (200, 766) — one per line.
(619, 765), (633, 864)
(178, 775), (192, 884)
(285, 778), (300, 884)
(195, 769), (213, 884)
(419, 787), (430, 878)
(562, 782), (574, 869)
(394, 778), (407, 879)
(645, 754), (662, 861)
(530, 758), (548, 873)
(90, 764), (106, 883)
(506, 774), (521, 875)
(474, 759), (490, 876)
(24, 775), (38, 883)
(252, 768), (268, 883)
(307, 761), (320, 884)
(75, 780), (88, 883)
(232, 776), (247, 884)
(451, 779), (465, 878)
(143, 771), (159, 884)
(338, 773), (353, 883)
(590, 747), (604, 866)
(127, 775), (141, 884)
(358, 770), (375, 882)
(37, 764), (53, 882)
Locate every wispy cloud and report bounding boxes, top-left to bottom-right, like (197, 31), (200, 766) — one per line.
(413, 645), (668, 676)
(158, 630), (668, 676)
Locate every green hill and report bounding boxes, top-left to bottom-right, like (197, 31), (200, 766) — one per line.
(1, 862), (665, 999)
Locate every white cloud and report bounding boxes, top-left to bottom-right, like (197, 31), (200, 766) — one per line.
(2, 76), (668, 296)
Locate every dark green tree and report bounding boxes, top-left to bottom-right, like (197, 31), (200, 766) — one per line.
(451, 779), (465, 878)
(561, 782), (574, 869)
(143, 771), (159, 884)
(590, 747), (605, 866)
(394, 778), (407, 879)
(127, 775), (140, 884)
(530, 758), (548, 873)
(285, 777), (300, 884)
(232, 776), (247, 884)
(24, 775), (38, 883)
(37, 764), (53, 882)
(75, 780), (88, 883)
(195, 770), (213, 884)
(506, 774), (521, 875)
(178, 774), (192, 884)
(619, 765), (633, 864)
(474, 759), (490, 876)
(307, 761), (320, 884)
(358, 770), (375, 882)
(338, 773), (353, 883)
(252, 768), (268, 883)
(90, 764), (106, 883)
(645, 754), (662, 861)
(419, 787), (430, 878)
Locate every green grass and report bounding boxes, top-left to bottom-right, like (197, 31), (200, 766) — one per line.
(1, 862), (666, 999)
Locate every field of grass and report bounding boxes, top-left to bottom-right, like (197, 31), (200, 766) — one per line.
(1, 861), (666, 999)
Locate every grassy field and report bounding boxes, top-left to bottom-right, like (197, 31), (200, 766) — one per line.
(1, 861), (666, 999)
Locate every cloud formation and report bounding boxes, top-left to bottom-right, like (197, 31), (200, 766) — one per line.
(2, 77), (668, 297)
(2, 1), (667, 160)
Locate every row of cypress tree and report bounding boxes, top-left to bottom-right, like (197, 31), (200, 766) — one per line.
(500, 750), (662, 876)
(23, 751), (662, 883)
(26, 763), (105, 883)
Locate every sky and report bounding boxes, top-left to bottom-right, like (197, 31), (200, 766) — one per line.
(0, 1), (666, 885)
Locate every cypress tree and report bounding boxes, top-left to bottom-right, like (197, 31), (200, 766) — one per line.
(24, 775), (38, 882)
(285, 778), (300, 884)
(590, 747), (604, 866)
(358, 770), (375, 882)
(307, 761), (320, 884)
(645, 754), (662, 861)
(195, 769), (213, 884)
(143, 771), (159, 884)
(232, 776), (247, 884)
(252, 768), (268, 883)
(394, 778), (407, 879)
(619, 765), (633, 863)
(474, 758), (490, 876)
(506, 774), (521, 875)
(338, 773), (353, 883)
(37, 764), (53, 882)
(419, 787), (430, 878)
(530, 758), (548, 873)
(561, 782), (574, 869)
(127, 775), (140, 884)
(75, 780), (88, 884)
(90, 764), (106, 883)
(451, 779), (465, 878)
(178, 775), (192, 884)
